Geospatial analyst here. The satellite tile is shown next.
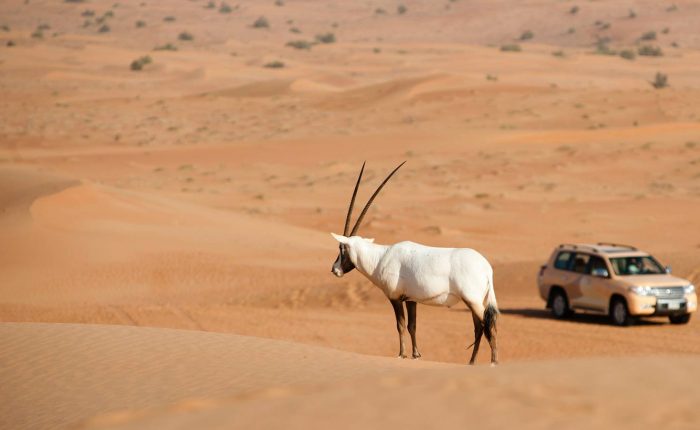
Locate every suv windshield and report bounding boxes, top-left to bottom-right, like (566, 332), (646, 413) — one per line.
(609, 256), (665, 276)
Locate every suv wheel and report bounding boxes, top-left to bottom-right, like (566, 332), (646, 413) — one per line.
(610, 298), (632, 326)
(669, 314), (691, 325)
(550, 290), (570, 319)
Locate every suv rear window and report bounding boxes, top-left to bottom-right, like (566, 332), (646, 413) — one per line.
(554, 252), (573, 270)
(571, 253), (591, 273)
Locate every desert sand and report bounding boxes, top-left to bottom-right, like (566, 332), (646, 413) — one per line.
(1, 0), (700, 429)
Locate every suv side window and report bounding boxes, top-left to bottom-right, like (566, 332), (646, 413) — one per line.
(554, 252), (573, 270)
(571, 253), (591, 273)
(588, 256), (608, 275)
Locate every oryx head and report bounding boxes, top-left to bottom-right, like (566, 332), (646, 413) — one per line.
(331, 161), (405, 277)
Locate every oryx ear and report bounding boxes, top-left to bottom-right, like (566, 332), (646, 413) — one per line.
(364, 237), (375, 243)
(330, 233), (350, 244)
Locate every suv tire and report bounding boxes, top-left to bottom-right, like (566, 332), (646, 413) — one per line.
(669, 314), (691, 324)
(550, 290), (571, 319)
(610, 298), (632, 326)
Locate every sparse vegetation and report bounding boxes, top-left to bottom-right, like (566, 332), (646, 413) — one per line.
(289, 27), (301, 34)
(595, 40), (615, 55)
(286, 40), (312, 50)
(135, 20), (146, 28)
(567, 27), (576, 34)
(253, 16), (270, 28)
(628, 9), (637, 19)
(154, 43), (177, 51)
(552, 50), (565, 57)
(219, 2), (232, 13)
(178, 31), (194, 41)
(569, 5), (579, 14)
(275, 0), (285, 6)
(31, 29), (44, 38)
(619, 49), (636, 60)
(500, 44), (521, 52)
(375, 8), (387, 15)
(666, 4), (678, 12)
(1, 24), (10, 32)
(486, 74), (498, 81)
(519, 30), (534, 41)
(315, 32), (335, 43)
(638, 45), (663, 57)
(98, 24), (110, 33)
(205, 1), (216, 9)
(397, 4), (407, 15)
(81, 10), (95, 17)
(130, 55), (152, 71)
(7, 40), (15, 47)
(640, 31), (656, 41)
(661, 27), (670, 35)
(264, 60), (285, 68)
(651, 72), (668, 89)
(65, 0), (87, 3)
(163, 16), (176, 22)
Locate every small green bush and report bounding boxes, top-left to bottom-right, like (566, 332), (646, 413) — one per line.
(219, 2), (232, 13)
(98, 24), (110, 33)
(130, 55), (152, 71)
(619, 49), (636, 60)
(81, 10), (95, 17)
(638, 45), (663, 56)
(640, 31), (656, 41)
(253, 16), (269, 28)
(569, 6), (579, 14)
(154, 43), (177, 51)
(651, 72), (668, 89)
(135, 20), (146, 28)
(205, 1), (216, 9)
(178, 31), (194, 41)
(264, 61), (285, 68)
(500, 44), (521, 52)
(163, 16), (176, 22)
(397, 4), (407, 14)
(315, 32), (335, 43)
(286, 40), (312, 50)
(519, 30), (534, 41)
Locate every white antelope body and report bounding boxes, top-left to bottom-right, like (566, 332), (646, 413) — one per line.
(331, 162), (499, 365)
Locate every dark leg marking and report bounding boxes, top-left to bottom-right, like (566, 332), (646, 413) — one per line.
(469, 312), (484, 365)
(406, 301), (421, 359)
(390, 299), (407, 358)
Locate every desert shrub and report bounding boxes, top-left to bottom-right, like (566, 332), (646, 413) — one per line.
(130, 55), (152, 71)
(82, 19), (91, 27)
(154, 43), (177, 51)
(397, 4), (407, 14)
(519, 30), (534, 41)
(205, 1), (216, 9)
(619, 49), (636, 60)
(1, 24), (10, 32)
(315, 32), (335, 43)
(595, 40), (615, 55)
(219, 2), (232, 13)
(662, 27), (670, 34)
(65, 0), (86, 3)
(641, 31), (656, 41)
(628, 9), (637, 18)
(6, 40), (15, 46)
(375, 8), (387, 15)
(135, 20), (146, 28)
(667, 4), (678, 12)
(567, 27), (575, 34)
(81, 10), (95, 17)
(569, 5), (579, 14)
(638, 45), (663, 56)
(289, 27), (301, 33)
(31, 29), (44, 38)
(98, 24), (110, 33)
(651, 72), (668, 89)
(264, 61), (285, 68)
(286, 40), (312, 50)
(163, 16), (176, 22)
(500, 44), (521, 52)
(552, 50), (565, 57)
(275, 0), (285, 6)
(178, 31), (194, 41)
(253, 16), (269, 28)
(38, 23), (51, 30)
(104, 11), (114, 18)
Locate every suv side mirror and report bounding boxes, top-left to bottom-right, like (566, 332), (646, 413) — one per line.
(665, 266), (672, 274)
(591, 268), (609, 278)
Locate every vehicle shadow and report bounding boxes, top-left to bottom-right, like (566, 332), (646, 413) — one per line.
(500, 307), (667, 326)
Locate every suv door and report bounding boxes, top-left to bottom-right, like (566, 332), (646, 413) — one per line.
(567, 252), (591, 309)
(572, 254), (609, 312)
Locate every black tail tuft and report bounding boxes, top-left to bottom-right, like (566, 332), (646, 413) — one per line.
(483, 304), (498, 342)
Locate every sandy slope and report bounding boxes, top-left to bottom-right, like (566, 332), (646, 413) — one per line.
(2, 323), (698, 430)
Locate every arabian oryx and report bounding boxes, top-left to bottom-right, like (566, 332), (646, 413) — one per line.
(330, 162), (499, 365)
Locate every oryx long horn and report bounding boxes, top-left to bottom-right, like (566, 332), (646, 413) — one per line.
(350, 161), (406, 236)
(344, 161), (366, 236)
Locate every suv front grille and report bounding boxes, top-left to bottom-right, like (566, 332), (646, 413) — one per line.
(651, 287), (685, 299)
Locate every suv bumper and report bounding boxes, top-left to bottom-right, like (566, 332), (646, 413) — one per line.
(628, 293), (697, 316)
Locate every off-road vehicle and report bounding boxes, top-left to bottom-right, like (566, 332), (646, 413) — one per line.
(538, 243), (697, 325)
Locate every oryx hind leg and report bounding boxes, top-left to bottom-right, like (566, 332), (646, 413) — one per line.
(464, 301), (485, 365)
(406, 301), (421, 359)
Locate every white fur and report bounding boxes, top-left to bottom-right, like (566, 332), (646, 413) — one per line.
(331, 233), (497, 317)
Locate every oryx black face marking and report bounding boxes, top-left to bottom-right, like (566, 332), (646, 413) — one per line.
(331, 244), (355, 277)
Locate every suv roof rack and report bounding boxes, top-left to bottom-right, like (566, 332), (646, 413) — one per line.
(558, 243), (599, 253)
(596, 242), (637, 250)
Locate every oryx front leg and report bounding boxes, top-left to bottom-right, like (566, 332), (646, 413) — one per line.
(390, 299), (407, 358)
(406, 301), (421, 359)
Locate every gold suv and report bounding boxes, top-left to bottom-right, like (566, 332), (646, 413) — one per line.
(538, 243), (697, 325)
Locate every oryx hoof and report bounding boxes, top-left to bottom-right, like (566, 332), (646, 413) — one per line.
(412, 352), (422, 359)
(398, 353), (407, 359)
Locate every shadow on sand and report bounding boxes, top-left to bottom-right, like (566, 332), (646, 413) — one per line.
(500, 307), (667, 327)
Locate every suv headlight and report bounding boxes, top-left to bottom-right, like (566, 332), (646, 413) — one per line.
(684, 284), (696, 294)
(630, 286), (653, 296)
